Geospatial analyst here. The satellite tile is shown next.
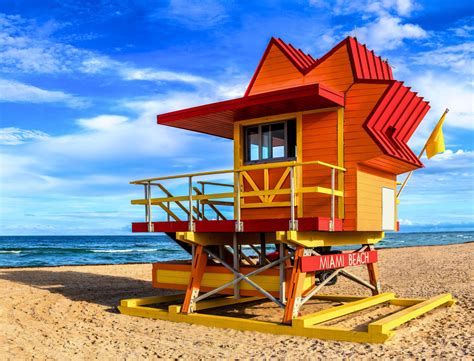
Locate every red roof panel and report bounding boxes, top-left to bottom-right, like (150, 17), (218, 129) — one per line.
(158, 84), (345, 139)
(364, 81), (429, 167)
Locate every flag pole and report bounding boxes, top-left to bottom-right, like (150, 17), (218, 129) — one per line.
(397, 108), (449, 198)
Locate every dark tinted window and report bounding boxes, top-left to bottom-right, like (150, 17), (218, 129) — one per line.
(244, 119), (296, 164)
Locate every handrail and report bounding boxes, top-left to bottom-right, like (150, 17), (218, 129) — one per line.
(130, 160), (346, 185)
(130, 169), (234, 184)
(131, 160), (346, 232)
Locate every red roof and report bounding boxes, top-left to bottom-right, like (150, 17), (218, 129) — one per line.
(158, 84), (344, 139)
(346, 37), (393, 81)
(364, 81), (430, 167)
(244, 37), (394, 96)
(157, 36), (427, 168)
(272, 38), (317, 73)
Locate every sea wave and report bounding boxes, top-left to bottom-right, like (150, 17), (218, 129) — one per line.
(91, 249), (159, 253)
(0, 250), (21, 254)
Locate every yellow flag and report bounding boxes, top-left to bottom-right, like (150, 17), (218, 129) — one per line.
(425, 109), (448, 159)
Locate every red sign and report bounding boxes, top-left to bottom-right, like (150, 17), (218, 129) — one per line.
(300, 251), (378, 272)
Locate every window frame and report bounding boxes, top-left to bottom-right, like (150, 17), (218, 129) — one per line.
(243, 119), (296, 165)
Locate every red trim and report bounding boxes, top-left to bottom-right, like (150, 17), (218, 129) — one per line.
(132, 217), (343, 233)
(300, 251), (378, 272)
(159, 83), (343, 124)
(244, 38), (277, 97)
(157, 83), (344, 138)
(245, 36), (397, 96)
(244, 37), (317, 96)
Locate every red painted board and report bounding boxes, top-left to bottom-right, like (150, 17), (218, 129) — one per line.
(300, 250), (378, 272)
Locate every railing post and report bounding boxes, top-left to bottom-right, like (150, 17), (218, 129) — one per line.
(235, 171), (242, 232)
(330, 168), (335, 232)
(188, 176), (194, 232)
(146, 181), (153, 232)
(279, 241), (286, 304)
(201, 182), (205, 220)
(289, 166), (297, 231)
(233, 232), (240, 299)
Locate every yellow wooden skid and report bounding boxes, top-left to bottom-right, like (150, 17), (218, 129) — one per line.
(120, 293), (184, 307)
(118, 293), (455, 344)
(293, 293), (395, 328)
(168, 296), (263, 313)
(118, 301), (391, 343)
(368, 293), (455, 335)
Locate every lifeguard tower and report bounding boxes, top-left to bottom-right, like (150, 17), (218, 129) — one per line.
(119, 37), (455, 343)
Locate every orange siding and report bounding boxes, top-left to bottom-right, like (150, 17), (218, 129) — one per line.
(357, 166), (396, 231)
(248, 43), (354, 96)
(343, 83), (387, 231)
(302, 111), (338, 218)
(249, 45), (304, 95)
(304, 45), (354, 92)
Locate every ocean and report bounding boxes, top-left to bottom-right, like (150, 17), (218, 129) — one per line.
(0, 231), (472, 268)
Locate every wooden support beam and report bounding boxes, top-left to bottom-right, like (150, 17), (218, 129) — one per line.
(368, 293), (455, 335)
(282, 247), (306, 324)
(366, 244), (381, 295)
(293, 293), (395, 328)
(181, 245), (208, 314)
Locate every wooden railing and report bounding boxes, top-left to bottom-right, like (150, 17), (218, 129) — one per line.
(131, 160), (345, 232)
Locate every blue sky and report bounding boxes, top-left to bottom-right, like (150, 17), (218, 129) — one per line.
(0, 0), (472, 235)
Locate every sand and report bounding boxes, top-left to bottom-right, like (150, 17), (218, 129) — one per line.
(0, 243), (473, 360)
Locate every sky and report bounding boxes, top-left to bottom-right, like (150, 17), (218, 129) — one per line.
(0, 0), (472, 235)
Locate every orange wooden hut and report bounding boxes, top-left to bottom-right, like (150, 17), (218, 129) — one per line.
(120, 37), (454, 343)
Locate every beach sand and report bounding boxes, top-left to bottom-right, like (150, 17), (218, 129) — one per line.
(0, 243), (473, 359)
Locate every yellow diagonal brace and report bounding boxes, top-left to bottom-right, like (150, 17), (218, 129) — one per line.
(368, 293), (455, 334)
(268, 167), (290, 203)
(241, 171), (265, 202)
(293, 293), (395, 328)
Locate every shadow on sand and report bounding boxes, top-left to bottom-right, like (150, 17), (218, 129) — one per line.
(0, 268), (166, 310)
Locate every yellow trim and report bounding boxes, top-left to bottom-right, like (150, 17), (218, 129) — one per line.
(168, 296), (263, 313)
(296, 112), (303, 217)
(176, 231), (278, 246)
(368, 293), (455, 335)
(277, 231), (384, 248)
(241, 202), (291, 209)
(234, 122), (241, 219)
(233, 107), (338, 127)
(241, 171), (266, 202)
(131, 192), (235, 205)
(238, 160), (345, 172)
(337, 107), (345, 219)
(293, 293), (395, 328)
(263, 168), (269, 202)
(267, 167), (290, 203)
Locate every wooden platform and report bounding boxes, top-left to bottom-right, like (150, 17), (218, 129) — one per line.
(132, 217), (343, 233)
(118, 293), (456, 343)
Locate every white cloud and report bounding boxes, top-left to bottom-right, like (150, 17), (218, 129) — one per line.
(0, 127), (49, 145)
(413, 42), (474, 75)
(406, 72), (473, 151)
(311, 0), (416, 17)
(354, 15), (427, 51)
(0, 78), (87, 108)
(120, 68), (211, 84)
(76, 115), (129, 131)
(0, 13), (213, 86)
(398, 218), (413, 225)
(153, 0), (228, 29)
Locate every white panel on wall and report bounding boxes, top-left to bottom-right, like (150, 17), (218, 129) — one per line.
(382, 187), (395, 231)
